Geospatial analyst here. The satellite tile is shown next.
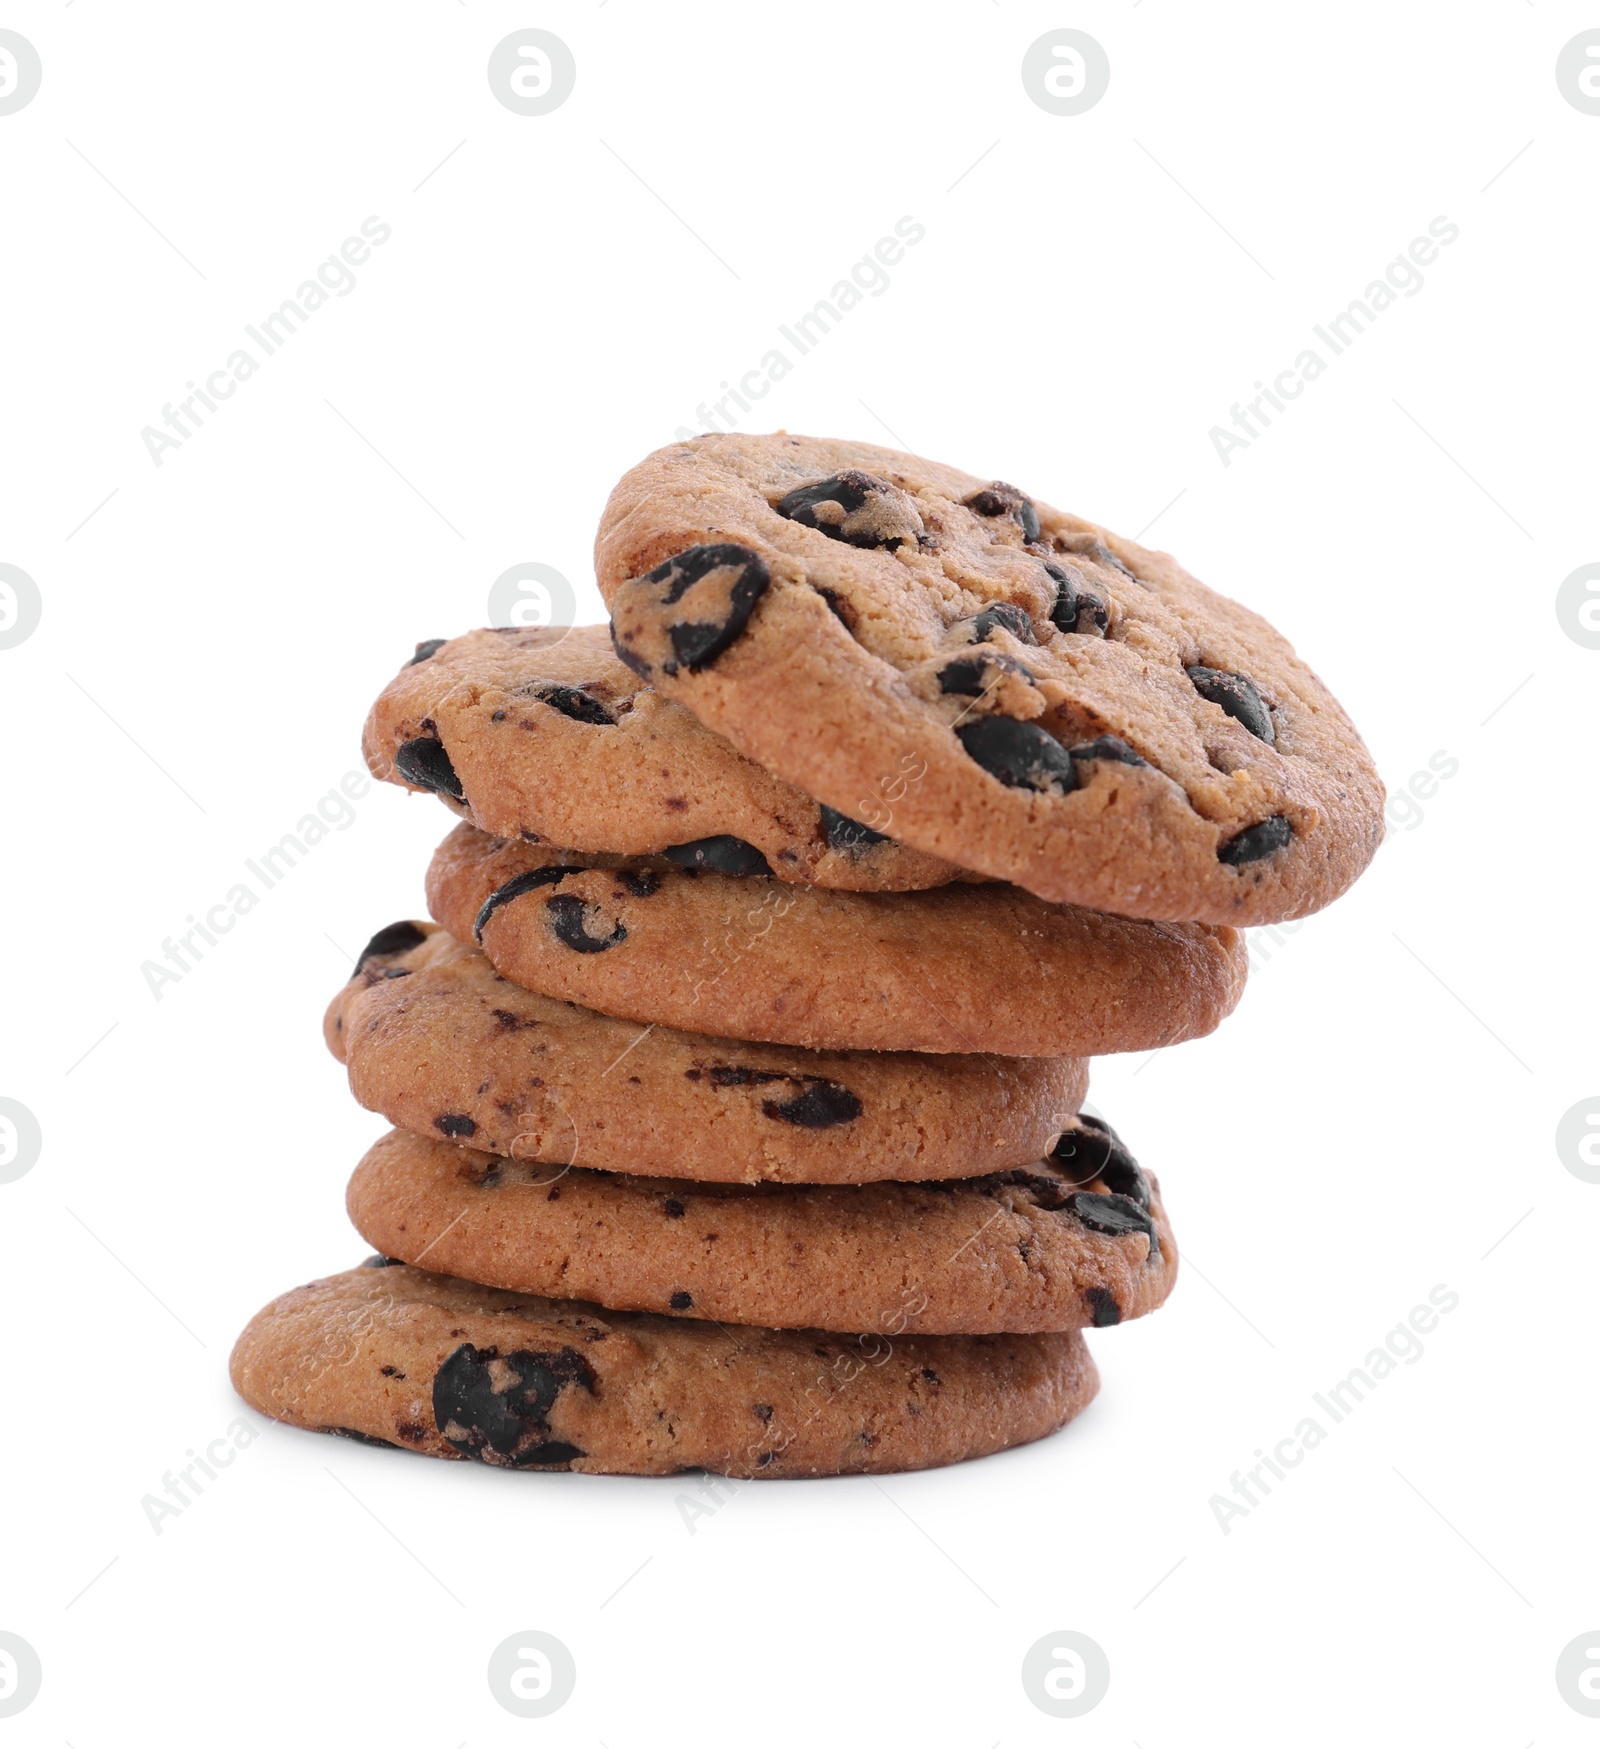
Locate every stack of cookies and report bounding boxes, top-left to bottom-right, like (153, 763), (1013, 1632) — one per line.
(231, 434), (1382, 1477)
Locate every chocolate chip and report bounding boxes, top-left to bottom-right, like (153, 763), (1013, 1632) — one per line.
(1050, 1123), (1150, 1209)
(1074, 591), (1109, 636)
(701, 1065), (784, 1088)
(775, 470), (924, 549)
(1069, 735), (1147, 768)
(615, 543), (771, 677)
(955, 717), (1076, 794)
(620, 870), (662, 898)
(752, 1403), (773, 1422)
(1058, 531), (1137, 581)
(964, 481), (1039, 541)
(1044, 561), (1078, 634)
(535, 684), (615, 727)
(361, 1254), (404, 1268)
(1218, 815), (1293, 865)
(407, 638), (446, 666)
(393, 736), (463, 800)
(473, 866), (571, 941)
(1065, 1191), (1160, 1257)
(432, 1342), (594, 1466)
(662, 1198), (686, 1218)
(669, 1290), (693, 1310)
(545, 893), (626, 953)
(1187, 666), (1275, 743)
(434, 1114), (477, 1139)
(938, 657), (988, 695)
(354, 920), (427, 974)
(939, 648), (1037, 695)
(329, 1426), (397, 1446)
(1085, 1288), (1122, 1327)
(820, 805), (888, 854)
(663, 836), (772, 877)
(761, 1081), (863, 1128)
(814, 585), (858, 632)
(969, 602), (1038, 645)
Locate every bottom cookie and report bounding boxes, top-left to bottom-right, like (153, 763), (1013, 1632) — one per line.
(229, 1262), (1098, 1478)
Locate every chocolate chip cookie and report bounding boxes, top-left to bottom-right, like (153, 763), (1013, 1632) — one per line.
(326, 923), (1088, 1183)
(230, 1260), (1098, 1477)
(598, 434), (1384, 925)
(347, 1117), (1175, 1334)
(426, 821), (1247, 1055)
(363, 623), (964, 890)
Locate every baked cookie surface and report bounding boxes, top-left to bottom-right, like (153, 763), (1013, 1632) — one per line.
(598, 434), (1384, 924)
(347, 1117), (1175, 1334)
(230, 1261), (1098, 1477)
(325, 923), (1088, 1183)
(362, 623), (964, 891)
(426, 822), (1247, 1056)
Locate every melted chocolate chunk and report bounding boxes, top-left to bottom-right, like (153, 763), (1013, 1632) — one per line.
(820, 805), (889, 854)
(663, 836), (772, 877)
(536, 684), (615, 727)
(546, 893), (627, 953)
(964, 482), (1040, 541)
(662, 1198), (687, 1218)
(776, 470), (924, 549)
(1187, 665), (1275, 743)
(1050, 1123), (1150, 1209)
(1044, 561), (1078, 634)
(761, 1081), (863, 1128)
(329, 1426), (398, 1446)
(1070, 735), (1147, 767)
(434, 1113), (477, 1139)
(361, 1254), (404, 1268)
(1058, 530), (1138, 581)
(669, 1291), (694, 1310)
(1218, 815), (1293, 865)
(393, 736), (464, 801)
(432, 1342), (594, 1466)
(1085, 1288), (1123, 1327)
(354, 920), (427, 974)
(407, 638), (446, 666)
(620, 869), (662, 898)
(969, 602), (1039, 646)
(1065, 1191), (1160, 1256)
(473, 865), (571, 941)
(616, 543), (771, 677)
(955, 716), (1076, 794)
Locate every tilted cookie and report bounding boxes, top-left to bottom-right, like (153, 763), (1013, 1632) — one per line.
(362, 623), (963, 891)
(230, 1261), (1098, 1478)
(598, 434), (1384, 925)
(348, 1117), (1174, 1335)
(426, 821), (1247, 1056)
(325, 923), (1087, 1183)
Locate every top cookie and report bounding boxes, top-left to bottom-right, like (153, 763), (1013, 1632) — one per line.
(362, 623), (964, 891)
(598, 434), (1384, 924)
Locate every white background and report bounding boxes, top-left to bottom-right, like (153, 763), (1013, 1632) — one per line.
(2, 3), (1597, 1743)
